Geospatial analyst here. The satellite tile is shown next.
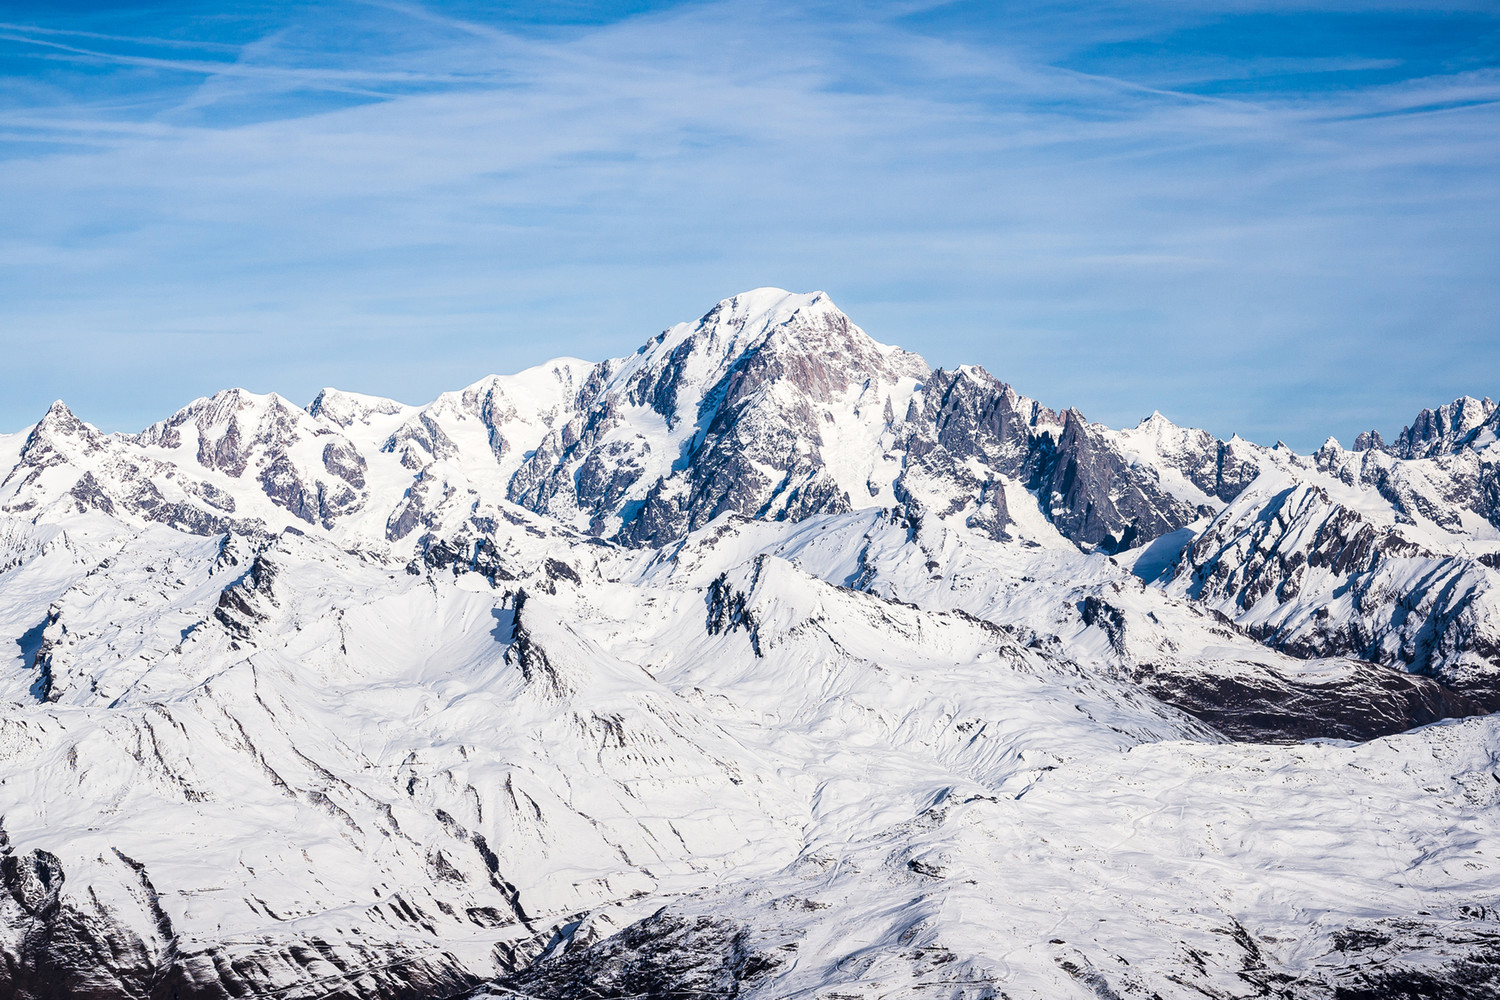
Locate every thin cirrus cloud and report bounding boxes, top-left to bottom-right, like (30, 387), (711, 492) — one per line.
(0, 0), (1496, 450)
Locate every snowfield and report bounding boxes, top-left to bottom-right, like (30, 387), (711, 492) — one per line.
(0, 290), (1497, 999)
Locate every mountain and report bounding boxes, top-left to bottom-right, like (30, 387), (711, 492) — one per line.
(0, 289), (1497, 999)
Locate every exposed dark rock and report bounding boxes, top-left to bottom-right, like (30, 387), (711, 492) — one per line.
(1135, 660), (1495, 742)
(321, 440), (367, 490)
(124, 477), (235, 536)
(897, 367), (1257, 553)
(504, 590), (568, 695)
(511, 293), (925, 548)
(706, 571), (761, 656)
(213, 552), (279, 643)
(27, 607), (60, 703)
(67, 472), (116, 517)
(1390, 397), (1497, 459)
(1080, 596), (1128, 656)
(543, 558), (579, 585)
(1036, 409), (1188, 553)
(383, 411), (460, 469)
(418, 534), (516, 584)
(196, 414), (249, 477)
(492, 908), (781, 1000)
(258, 455), (316, 525)
(1177, 483), (1500, 688)
(15, 402), (110, 474)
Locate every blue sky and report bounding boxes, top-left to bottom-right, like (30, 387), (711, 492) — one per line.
(2, 1), (1497, 449)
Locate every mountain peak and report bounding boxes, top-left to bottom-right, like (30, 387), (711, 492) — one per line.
(606, 288), (925, 414)
(1393, 395), (1499, 458)
(12, 399), (105, 471)
(308, 387), (412, 429)
(720, 285), (826, 314)
(687, 287), (840, 350)
(675, 288), (912, 362)
(32, 399), (94, 440)
(1133, 410), (1182, 435)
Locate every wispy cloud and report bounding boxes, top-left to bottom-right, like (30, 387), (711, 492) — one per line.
(1, 0), (1497, 448)
(0, 21), (241, 51)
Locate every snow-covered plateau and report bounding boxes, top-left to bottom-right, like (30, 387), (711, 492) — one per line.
(1, 288), (1499, 999)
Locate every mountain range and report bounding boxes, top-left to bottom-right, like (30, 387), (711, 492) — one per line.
(1, 288), (1497, 999)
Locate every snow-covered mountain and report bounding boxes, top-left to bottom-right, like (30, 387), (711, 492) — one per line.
(0, 289), (1497, 999)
